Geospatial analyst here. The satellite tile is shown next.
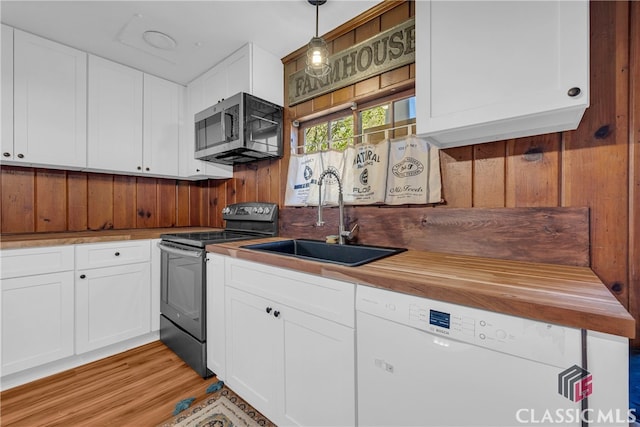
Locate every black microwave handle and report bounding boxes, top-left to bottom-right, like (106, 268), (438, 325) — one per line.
(221, 110), (226, 143)
(223, 111), (236, 142)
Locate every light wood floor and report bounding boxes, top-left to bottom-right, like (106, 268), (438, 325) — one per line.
(0, 341), (220, 426)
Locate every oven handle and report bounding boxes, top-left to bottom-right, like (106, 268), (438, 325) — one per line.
(157, 242), (203, 258)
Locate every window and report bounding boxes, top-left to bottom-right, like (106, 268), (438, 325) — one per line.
(303, 116), (354, 153)
(300, 95), (416, 153)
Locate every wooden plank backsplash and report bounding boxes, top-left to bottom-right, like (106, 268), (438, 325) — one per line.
(279, 206), (590, 267)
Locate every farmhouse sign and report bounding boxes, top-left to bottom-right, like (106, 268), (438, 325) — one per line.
(288, 18), (415, 106)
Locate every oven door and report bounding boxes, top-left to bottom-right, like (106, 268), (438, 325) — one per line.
(158, 242), (206, 341)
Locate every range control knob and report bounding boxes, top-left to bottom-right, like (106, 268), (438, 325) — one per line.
(253, 207), (259, 213)
(264, 207), (271, 215)
(258, 207), (264, 214)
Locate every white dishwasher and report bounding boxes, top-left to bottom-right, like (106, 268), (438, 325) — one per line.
(356, 285), (630, 427)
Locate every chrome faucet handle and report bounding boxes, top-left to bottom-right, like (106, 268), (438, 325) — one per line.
(341, 223), (359, 241)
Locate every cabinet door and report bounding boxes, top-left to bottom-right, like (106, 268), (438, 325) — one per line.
(225, 287), (281, 420)
(1, 272), (75, 375)
(206, 253), (226, 379)
(279, 307), (356, 427)
(143, 74), (182, 176)
(180, 79), (207, 178)
(201, 62), (228, 107)
(225, 44), (251, 97)
(87, 55), (143, 173)
(75, 263), (151, 353)
(250, 43), (284, 106)
(415, 0), (589, 148)
(1, 24), (13, 160)
(13, 30), (87, 168)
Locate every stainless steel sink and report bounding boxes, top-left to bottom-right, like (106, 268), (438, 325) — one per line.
(241, 239), (406, 266)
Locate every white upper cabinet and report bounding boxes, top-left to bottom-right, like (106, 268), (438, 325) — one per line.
(201, 60), (229, 107)
(198, 43), (283, 108)
(181, 42), (282, 179)
(87, 56), (183, 177)
(87, 55), (144, 174)
(247, 43), (284, 106)
(1, 25), (13, 161)
(12, 30), (87, 168)
(415, 0), (589, 148)
(143, 74), (182, 177)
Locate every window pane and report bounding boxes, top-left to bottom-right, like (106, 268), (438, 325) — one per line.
(359, 103), (391, 144)
(393, 96), (416, 138)
(330, 116), (354, 151)
(304, 123), (328, 153)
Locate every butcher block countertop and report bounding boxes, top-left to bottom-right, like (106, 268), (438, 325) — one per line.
(0, 227), (218, 249)
(206, 237), (635, 339)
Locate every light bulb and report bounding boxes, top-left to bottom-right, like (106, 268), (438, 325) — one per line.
(312, 49), (322, 65)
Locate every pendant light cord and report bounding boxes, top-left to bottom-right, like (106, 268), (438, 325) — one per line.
(315, 1), (319, 37)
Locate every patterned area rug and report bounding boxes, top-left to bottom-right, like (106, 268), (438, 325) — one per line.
(159, 387), (276, 427)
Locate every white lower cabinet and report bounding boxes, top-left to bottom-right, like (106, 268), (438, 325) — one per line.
(220, 257), (356, 427)
(225, 287), (280, 418)
(1, 272), (75, 375)
(75, 241), (151, 354)
(280, 297), (355, 426)
(0, 245), (75, 376)
(206, 253), (226, 379)
(75, 263), (151, 354)
(1, 239), (157, 387)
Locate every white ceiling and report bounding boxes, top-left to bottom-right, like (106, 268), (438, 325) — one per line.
(0, 0), (381, 85)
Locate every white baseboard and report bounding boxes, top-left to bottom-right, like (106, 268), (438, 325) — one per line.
(0, 331), (160, 391)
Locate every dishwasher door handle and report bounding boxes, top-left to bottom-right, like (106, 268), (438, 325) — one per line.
(157, 242), (203, 258)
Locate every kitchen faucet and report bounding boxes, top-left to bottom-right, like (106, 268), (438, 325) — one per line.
(316, 168), (357, 245)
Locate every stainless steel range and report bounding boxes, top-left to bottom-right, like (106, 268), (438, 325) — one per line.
(158, 202), (278, 377)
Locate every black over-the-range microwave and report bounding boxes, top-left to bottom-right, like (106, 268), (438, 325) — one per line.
(194, 92), (283, 165)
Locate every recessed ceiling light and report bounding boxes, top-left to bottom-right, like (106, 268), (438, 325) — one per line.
(142, 30), (177, 50)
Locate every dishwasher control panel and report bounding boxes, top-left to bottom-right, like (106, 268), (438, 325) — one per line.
(356, 285), (581, 367)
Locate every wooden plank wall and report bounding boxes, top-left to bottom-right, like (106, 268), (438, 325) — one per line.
(0, 167), (209, 232)
(0, 0), (638, 344)
(630, 0), (640, 347)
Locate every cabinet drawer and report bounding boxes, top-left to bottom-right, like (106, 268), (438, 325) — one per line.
(75, 240), (150, 269)
(0, 245), (74, 279)
(225, 258), (355, 327)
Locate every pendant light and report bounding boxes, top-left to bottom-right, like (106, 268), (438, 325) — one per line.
(305, 0), (331, 78)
